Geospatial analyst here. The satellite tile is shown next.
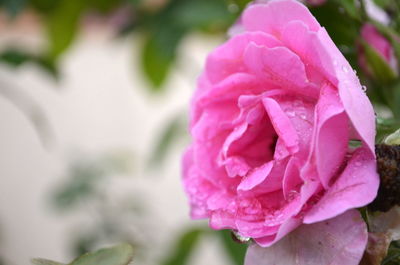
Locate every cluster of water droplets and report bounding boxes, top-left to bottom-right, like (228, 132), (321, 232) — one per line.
(284, 99), (309, 121)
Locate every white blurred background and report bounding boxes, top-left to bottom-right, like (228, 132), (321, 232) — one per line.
(0, 18), (233, 265)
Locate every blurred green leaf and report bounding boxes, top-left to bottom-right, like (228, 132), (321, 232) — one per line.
(30, 0), (61, 14)
(311, 1), (361, 47)
(372, 0), (392, 8)
(376, 117), (400, 142)
(171, 0), (234, 31)
(382, 244), (400, 265)
(70, 243), (134, 265)
(142, 27), (185, 89)
(0, 49), (59, 77)
(149, 115), (186, 166)
(218, 230), (247, 265)
(31, 258), (65, 265)
(362, 41), (398, 83)
(45, 0), (86, 60)
(334, 0), (361, 21)
(86, 0), (122, 13)
(161, 228), (204, 265)
(52, 163), (103, 210)
(32, 244), (134, 265)
(0, 0), (27, 17)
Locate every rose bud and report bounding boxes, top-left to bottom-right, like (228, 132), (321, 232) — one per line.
(358, 23), (398, 82)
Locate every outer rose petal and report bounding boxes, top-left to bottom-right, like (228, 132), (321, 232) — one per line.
(245, 210), (368, 265)
(242, 0), (320, 35)
(317, 28), (376, 156)
(304, 147), (379, 223)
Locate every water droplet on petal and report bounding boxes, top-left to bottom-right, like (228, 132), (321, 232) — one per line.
(231, 230), (251, 243)
(362, 85), (367, 92)
(342, 65), (349, 73)
(286, 110), (295, 117)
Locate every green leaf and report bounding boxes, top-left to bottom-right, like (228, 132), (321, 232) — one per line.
(382, 244), (400, 265)
(376, 117), (400, 142)
(141, 27), (185, 89)
(69, 244), (134, 265)
(311, 1), (360, 47)
(0, 49), (59, 77)
(148, 115), (185, 166)
(362, 41), (398, 83)
(52, 163), (103, 210)
(45, 0), (86, 60)
(218, 230), (247, 265)
(29, 0), (61, 14)
(0, 0), (27, 17)
(171, 0), (234, 31)
(86, 0), (122, 13)
(31, 258), (65, 265)
(333, 0), (361, 21)
(161, 228), (204, 265)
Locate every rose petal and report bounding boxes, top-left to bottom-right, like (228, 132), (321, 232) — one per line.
(243, 43), (318, 98)
(315, 83), (348, 188)
(263, 97), (299, 153)
(246, 210), (367, 265)
(317, 28), (376, 156)
(238, 161), (274, 191)
(206, 32), (281, 84)
(304, 147), (379, 223)
(242, 0), (321, 36)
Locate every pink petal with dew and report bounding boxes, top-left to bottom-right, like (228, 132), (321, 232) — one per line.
(315, 83), (348, 188)
(317, 28), (376, 156)
(263, 97), (299, 154)
(304, 147), (379, 224)
(206, 32), (281, 84)
(282, 157), (303, 199)
(246, 210), (368, 265)
(281, 20), (376, 155)
(242, 0), (321, 35)
(243, 43), (318, 98)
(254, 179), (320, 246)
(237, 160), (274, 191)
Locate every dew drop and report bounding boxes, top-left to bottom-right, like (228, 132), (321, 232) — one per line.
(286, 110), (295, 117)
(342, 65), (349, 73)
(362, 85), (367, 92)
(231, 231), (251, 243)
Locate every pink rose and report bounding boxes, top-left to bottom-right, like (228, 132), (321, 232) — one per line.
(182, 0), (378, 261)
(358, 23), (398, 76)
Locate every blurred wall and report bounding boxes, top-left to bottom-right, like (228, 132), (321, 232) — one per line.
(0, 25), (231, 265)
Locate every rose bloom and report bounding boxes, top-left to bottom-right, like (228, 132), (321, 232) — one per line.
(182, 0), (379, 248)
(358, 23), (398, 76)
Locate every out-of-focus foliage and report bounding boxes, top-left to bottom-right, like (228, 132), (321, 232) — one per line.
(160, 228), (204, 265)
(32, 243), (135, 265)
(0, 0), (238, 89)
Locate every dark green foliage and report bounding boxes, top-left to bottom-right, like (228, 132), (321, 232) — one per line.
(0, 49), (58, 77)
(218, 230), (247, 265)
(161, 228), (205, 265)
